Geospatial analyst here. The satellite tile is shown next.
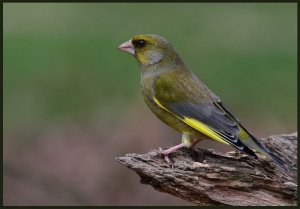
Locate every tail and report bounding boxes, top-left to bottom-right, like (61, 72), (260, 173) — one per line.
(238, 128), (296, 171)
(266, 149), (296, 171)
(212, 101), (296, 171)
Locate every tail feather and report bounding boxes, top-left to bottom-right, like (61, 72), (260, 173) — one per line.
(266, 150), (296, 171)
(216, 101), (295, 171)
(239, 129), (296, 171)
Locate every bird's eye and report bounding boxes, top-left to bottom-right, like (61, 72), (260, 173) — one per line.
(133, 39), (147, 48)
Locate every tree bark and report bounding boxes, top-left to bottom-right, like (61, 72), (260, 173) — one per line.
(116, 132), (297, 206)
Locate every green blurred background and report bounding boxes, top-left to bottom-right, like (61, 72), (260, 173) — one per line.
(3, 3), (297, 206)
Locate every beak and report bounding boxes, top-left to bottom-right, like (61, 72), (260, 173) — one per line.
(118, 39), (135, 56)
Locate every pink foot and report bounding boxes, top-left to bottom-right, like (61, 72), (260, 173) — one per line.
(159, 147), (172, 163)
(159, 143), (186, 168)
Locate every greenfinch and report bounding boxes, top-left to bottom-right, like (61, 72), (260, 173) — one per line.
(118, 34), (293, 171)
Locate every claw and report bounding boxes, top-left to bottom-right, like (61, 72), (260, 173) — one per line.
(157, 135), (203, 168)
(158, 142), (187, 168)
(169, 162), (174, 169)
(159, 147), (174, 168)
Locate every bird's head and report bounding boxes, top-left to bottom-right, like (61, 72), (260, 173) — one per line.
(118, 34), (179, 67)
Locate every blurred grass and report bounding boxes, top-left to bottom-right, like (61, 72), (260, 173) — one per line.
(4, 3), (297, 139)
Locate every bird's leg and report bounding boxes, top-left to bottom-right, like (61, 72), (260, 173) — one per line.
(189, 138), (205, 162)
(159, 133), (193, 167)
(159, 143), (185, 166)
(191, 139), (202, 148)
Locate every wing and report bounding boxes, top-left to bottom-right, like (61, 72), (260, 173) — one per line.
(153, 73), (257, 157)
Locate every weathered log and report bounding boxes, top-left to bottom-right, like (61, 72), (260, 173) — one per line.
(116, 132), (297, 206)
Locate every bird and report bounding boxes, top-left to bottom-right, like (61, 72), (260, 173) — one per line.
(118, 34), (294, 171)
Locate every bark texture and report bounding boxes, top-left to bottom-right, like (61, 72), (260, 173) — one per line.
(116, 132), (297, 206)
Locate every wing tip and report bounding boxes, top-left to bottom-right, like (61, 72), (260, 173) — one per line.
(241, 145), (258, 158)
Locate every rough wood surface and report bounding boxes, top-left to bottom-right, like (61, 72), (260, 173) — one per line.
(116, 132), (297, 206)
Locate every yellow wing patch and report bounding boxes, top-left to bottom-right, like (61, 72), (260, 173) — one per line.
(183, 117), (229, 144)
(153, 97), (229, 145)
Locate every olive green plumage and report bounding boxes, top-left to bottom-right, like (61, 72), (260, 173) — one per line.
(118, 34), (294, 171)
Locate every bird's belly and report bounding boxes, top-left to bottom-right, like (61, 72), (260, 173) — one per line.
(143, 96), (201, 137)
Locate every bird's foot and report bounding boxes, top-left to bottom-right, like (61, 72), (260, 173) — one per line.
(159, 147), (174, 169)
(158, 143), (186, 168)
